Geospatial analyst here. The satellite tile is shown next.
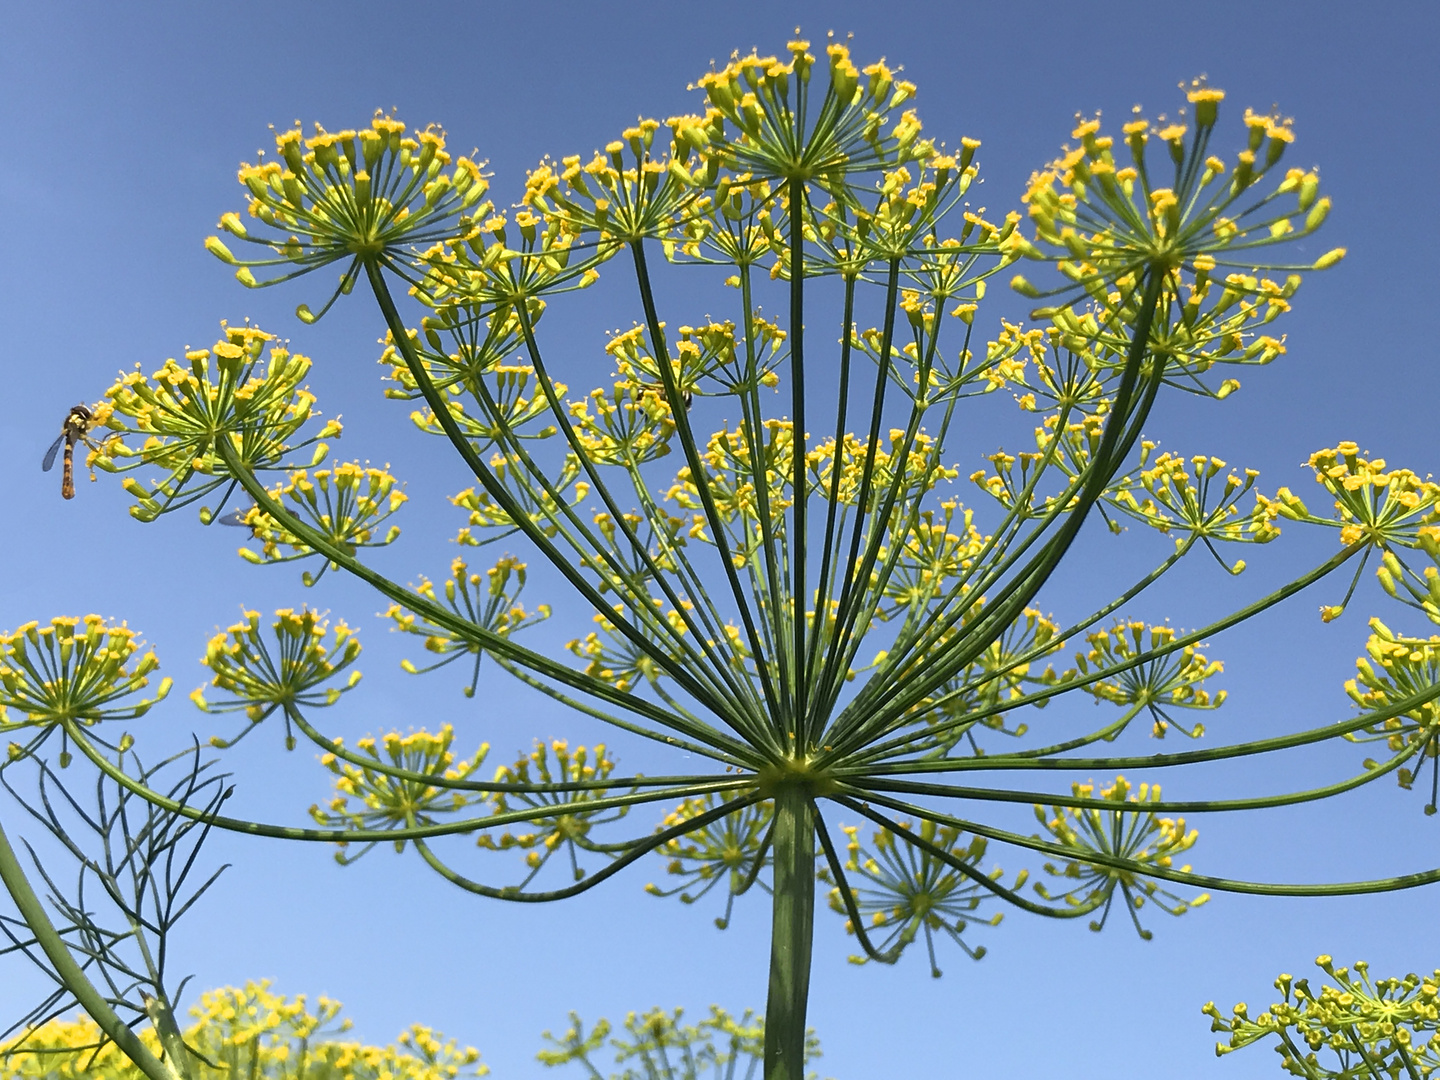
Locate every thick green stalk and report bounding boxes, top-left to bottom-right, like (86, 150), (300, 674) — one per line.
(0, 818), (183, 1080)
(764, 787), (815, 1080)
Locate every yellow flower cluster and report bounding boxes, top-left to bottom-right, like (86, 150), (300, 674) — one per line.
(379, 303), (540, 406)
(99, 323), (339, 522)
(1016, 82), (1342, 290)
(1258, 444), (1440, 620)
(605, 317), (785, 400)
(812, 155), (985, 264)
(390, 556), (549, 696)
(567, 601), (690, 693)
(1045, 262), (1297, 395)
(0, 1015), (143, 1078)
(568, 381), (677, 466)
(234, 461), (407, 583)
(1109, 443), (1278, 551)
(665, 171), (779, 266)
(480, 741), (628, 882)
(972, 407), (1122, 520)
(413, 362), (561, 444)
(1034, 777), (1208, 937)
(0, 980), (485, 1079)
(875, 500), (987, 617)
(1345, 618), (1440, 800)
(1002, 325), (1104, 414)
(451, 454), (589, 543)
(806, 429), (958, 512)
(903, 605), (1069, 752)
(1076, 621), (1225, 737)
(665, 420), (796, 562)
(694, 39), (930, 186)
(1008, 82), (1346, 414)
(646, 793), (773, 929)
(0, 615), (169, 735)
(192, 609), (360, 740)
(413, 207), (600, 314)
(210, 113), (489, 321)
(847, 301), (1032, 409)
(523, 117), (710, 244)
(826, 818), (1011, 975)
(1267, 444), (1440, 549)
(1205, 957), (1440, 1078)
(313, 724), (488, 849)
(538, 1005), (777, 1076)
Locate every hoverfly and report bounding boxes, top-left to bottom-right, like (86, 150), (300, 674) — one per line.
(639, 382), (694, 411)
(215, 504), (261, 536)
(209, 484), (262, 536)
(41, 404), (98, 500)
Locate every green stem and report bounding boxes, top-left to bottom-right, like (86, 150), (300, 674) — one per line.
(413, 792), (761, 902)
(65, 719), (741, 846)
(0, 818), (182, 1080)
(627, 242), (788, 727)
(764, 787), (814, 1080)
(836, 270), (1169, 750)
(787, 177), (808, 736)
(362, 261), (721, 713)
(845, 542), (1359, 766)
(852, 734), (1420, 814)
(145, 994), (197, 1080)
(214, 433), (759, 764)
(849, 785), (1440, 897)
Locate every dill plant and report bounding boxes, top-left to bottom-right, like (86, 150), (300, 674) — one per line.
(3, 34), (1440, 1080)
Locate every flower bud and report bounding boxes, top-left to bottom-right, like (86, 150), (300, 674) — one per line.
(1188, 86), (1224, 128)
(667, 159), (697, 188)
(1010, 274), (1042, 298)
(205, 236), (236, 264)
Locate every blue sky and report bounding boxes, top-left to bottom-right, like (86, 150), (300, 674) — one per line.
(2, 2), (1439, 1077)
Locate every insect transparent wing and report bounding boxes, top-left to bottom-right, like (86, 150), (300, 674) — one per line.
(41, 434), (65, 472)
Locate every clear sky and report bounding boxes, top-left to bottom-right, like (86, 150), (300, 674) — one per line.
(2, 2), (1438, 1077)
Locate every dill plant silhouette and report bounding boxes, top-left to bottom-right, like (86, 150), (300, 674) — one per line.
(4, 34), (1440, 1080)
